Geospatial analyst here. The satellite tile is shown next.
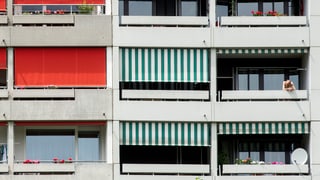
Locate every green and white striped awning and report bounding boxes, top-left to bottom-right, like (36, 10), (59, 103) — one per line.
(217, 48), (308, 54)
(120, 48), (210, 83)
(218, 122), (309, 135)
(120, 122), (211, 146)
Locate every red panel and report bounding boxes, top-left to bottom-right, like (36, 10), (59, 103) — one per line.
(14, 0), (104, 5)
(15, 121), (106, 126)
(0, 122), (7, 126)
(0, 48), (6, 69)
(14, 47), (106, 87)
(0, 0), (5, 11)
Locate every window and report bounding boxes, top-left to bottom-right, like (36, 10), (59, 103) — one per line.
(218, 134), (307, 165)
(236, 68), (300, 90)
(78, 131), (100, 161)
(26, 130), (75, 161)
(120, 146), (210, 165)
(25, 129), (102, 162)
(119, 0), (207, 16)
(216, 0), (302, 17)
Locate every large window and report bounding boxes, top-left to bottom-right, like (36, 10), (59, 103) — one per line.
(23, 126), (103, 162)
(218, 122), (309, 167)
(119, 0), (207, 16)
(237, 68), (300, 90)
(216, 0), (302, 17)
(219, 134), (306, 165)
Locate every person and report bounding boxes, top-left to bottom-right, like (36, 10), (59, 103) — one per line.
(282, 80), (296, 91)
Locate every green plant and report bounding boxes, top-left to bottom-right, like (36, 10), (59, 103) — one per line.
(235, 157), (252, 164)
(78, 5), (94, 14)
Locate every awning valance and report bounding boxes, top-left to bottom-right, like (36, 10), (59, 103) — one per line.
(217, 48), (308, 55)
(120, 122), (211, 146)
(120, 48), (210, 83)
(218, 122), (309, 135)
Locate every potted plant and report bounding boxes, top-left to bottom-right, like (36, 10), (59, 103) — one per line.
(77, 5), (94, 14)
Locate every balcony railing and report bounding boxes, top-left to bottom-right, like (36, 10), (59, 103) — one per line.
(217, 16), (307, 27)
(122, 164), (210, 175)
(14, 163), (75, 174)
(222, 164), (308, 175)
(120, 16), (209, 27)
(13, 4), (105, 15)
(219, 90), (308, 101)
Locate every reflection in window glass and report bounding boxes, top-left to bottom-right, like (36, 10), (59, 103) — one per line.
(119, 0), (124, 16)
(238, 2), (258, 16)
(290, 74), (299, 89)
(264, 69), (284, 90)
(216, 5), (228, 18)
(264, 142), (286, 163)
(249, 73), (259, 90)
(26, 130), (75, 160)
(78, 131), (100, 161)
(129, 0), (152, 16)
(274, 2), (284, 14)
(263, 2), (272, 13)
(181, 0), (197, 16)
(238, 74), (248, 90)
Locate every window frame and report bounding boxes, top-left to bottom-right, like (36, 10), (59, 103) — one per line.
(120, 0), (207, 16)
(23, 126), (104, 162)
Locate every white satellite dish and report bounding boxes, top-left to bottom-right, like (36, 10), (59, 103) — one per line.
(291, 148), (308, 165)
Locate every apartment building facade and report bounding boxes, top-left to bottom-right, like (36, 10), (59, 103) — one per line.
(0, 0), (319, 180)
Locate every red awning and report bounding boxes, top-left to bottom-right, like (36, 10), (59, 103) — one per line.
(0, 48), (6, 69)
(14, 0), (104, 4)
(0, 122), (7, 126)
(15, 121), (106, 126)
(14, 47), (106, 87)
(0, 0), (5, 11)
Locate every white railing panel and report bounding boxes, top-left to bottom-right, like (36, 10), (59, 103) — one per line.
(120, 16), (208, 26)
(122, 164), (210, 174)
(222, 164), (308, 174)
(220, 16), (307, 26)
(221, 90), (307, 100)
(122, 90), (209, 100)
(0, 89), (8, 98)
(14, 163), (75, 173)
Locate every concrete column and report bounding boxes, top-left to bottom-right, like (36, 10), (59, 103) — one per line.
(112, 120), (120, 179)
(7, 121), (14, 175)
(6, 0), (13, 25)
(106, 120), (113, 164)
(211, 123), (217, 177)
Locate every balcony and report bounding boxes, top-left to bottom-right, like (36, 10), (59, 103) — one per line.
(215, 90), (309, 122)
